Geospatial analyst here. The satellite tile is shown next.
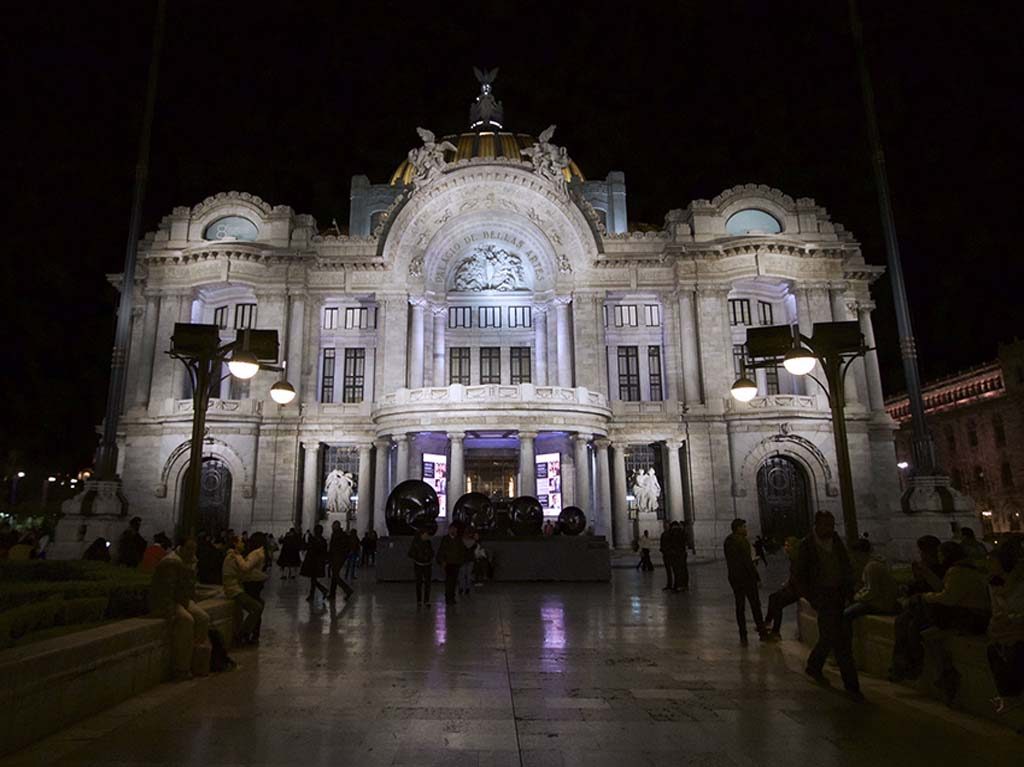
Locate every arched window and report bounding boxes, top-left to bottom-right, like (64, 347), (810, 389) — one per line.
(203, 215), (259, 241)
(725, 209), (782, 236)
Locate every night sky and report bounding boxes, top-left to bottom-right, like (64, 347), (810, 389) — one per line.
(4, 1), (1022, 474)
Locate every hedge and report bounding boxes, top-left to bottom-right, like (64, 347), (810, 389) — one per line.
(0, 596), (110, 649)
(0, 561), (151, 619)
(0, 560), (137, 583)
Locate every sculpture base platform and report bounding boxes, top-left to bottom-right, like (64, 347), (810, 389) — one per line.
(888, 475), (975, 561)
(375, 535), (612, 582)
(49, 481), (131, 560)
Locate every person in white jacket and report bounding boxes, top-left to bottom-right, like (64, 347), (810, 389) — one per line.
(222, 536), (264, 645)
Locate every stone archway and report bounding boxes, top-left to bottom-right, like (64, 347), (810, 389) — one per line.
(181, 458), (233, 536)
(756, 455), (811, 543)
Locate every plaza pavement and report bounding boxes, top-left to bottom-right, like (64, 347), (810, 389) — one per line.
(3, 557), (1020, 766)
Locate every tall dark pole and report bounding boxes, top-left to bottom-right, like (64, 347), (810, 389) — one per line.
(94, 0), (167, 481)
(180, 356), (217, 538)
(821, 353), (858, 541)
(848, 0), (937, 475)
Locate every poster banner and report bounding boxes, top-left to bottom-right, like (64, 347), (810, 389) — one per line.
(535, 452), (562, 516)
(422, 452), (448, 516)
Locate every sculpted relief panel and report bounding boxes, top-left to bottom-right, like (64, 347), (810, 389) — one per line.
(450, 245), (528, 292)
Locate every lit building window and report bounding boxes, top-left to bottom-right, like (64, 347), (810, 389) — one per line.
(729, 299), (751, 327)
(648, 346), (663, 401)
(509, 306), (532, 328)
(757, 301), (774, 326)
(321, 348), (336, 403)
(617, 346), (640, 401)
(725, 209), (782, 235)
(644, 305), (661, 327)
(732, 344), (748, 378)
(449, 347), (471, 384)
(344, 307), (369, 329)
(765, 366), (780, 395)
(480, 307), (502, 328)
(480, 347), (501, 384)
(510, 347), (531, 384)
(234, 303), (257, 330)
(448, 307), (472, 328)
(323, 307), (339, 330)
(342, 348), (365, 403)
(614, 305), (638, 328)
(213, 306), (228, 329)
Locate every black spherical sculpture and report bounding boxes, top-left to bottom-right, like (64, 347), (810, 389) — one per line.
(557, 506), (587, 536)
(452, 492), (494, 530)
(385, 480), (439, 536)
(510, 495), (544, 536)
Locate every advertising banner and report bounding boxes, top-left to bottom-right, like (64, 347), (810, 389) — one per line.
(422, 452), (448, 515)
(535, 452), (562, 516)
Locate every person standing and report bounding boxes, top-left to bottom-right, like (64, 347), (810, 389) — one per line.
(116, 516), (147, 568)
(222, 536), (264, 645)
(724, 519), (767, 644)
(458, 528), (479, 595)
(300, 524), (329, 602)
(764, 536), (802, 641)
(660, 526), (677, 591)
(796, 510), (863, 701)
(636, 530), (655, 572)
(436, 523), (468, 605)
(365, 529), (378, 567)
(408, 529), (435, 606)
(344, 529), (361, 581)
(276, 527), (302, 579)
(328, 521), (354, 601)
(665, 522), (689, 592)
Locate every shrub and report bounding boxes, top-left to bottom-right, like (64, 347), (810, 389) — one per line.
(58, 597), (109, 626)
(0, 576), (150, 618)
(0, 597), (63, 648)
(0, 560), (134, 583)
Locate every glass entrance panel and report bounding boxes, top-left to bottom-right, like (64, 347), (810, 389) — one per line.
(465, 451), (518, 500)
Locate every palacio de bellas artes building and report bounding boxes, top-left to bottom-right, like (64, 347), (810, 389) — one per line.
(81, 73), (908, 556)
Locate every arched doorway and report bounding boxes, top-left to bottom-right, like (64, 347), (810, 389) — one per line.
(182, 458), (233, 536)
(756, 456), (810, 544)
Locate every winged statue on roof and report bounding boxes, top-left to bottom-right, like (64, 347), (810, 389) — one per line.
(408, 127), (456, 185)
(521, 124), (570, 193)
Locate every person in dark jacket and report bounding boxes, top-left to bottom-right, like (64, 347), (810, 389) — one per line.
(436, 523), (468, 605)
(301, 524), (329, 602)
(408, 529), (435, 606)
(660, 522), (689, 592)
(724, 519), (767, 643)
(328, 521), (354, 601)
(795, 510), (862, 701)
(277, 527), (302, 579)
(116, 516), (147, 568)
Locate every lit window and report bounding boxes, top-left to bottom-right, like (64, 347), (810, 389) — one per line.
(644, 304), (661, 327)
(342, 348), (365, 403)
(725, 209), (782, 235)
(449, 347), (471, 384)
(480, 307), (502, 328)
(323, 307), (339, 330)
(509, 306), (532, 328)
(648, 346), (663, 401)
(510, 347), (531, 384)
(733, 344), (748, 378)
(614, 305), (638, 328)
(203, 215), (259, 241)
(480, 347), (501, 384)
(617, 346), (640, 401)
(344, 307), (368, 329)
(757, 301), (774, 326)
(234, 303), (257, 330)
(213, 306), (228, 329)
(729, 299), (751, 327)
(765, 366), (780, 395)
(448, 307), (472, 328)
(321, 348), (336, 403)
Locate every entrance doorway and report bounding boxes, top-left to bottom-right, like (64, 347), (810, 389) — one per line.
(182, 458), (233, 536)
(465, 451), (518, 499)
(756, 456), (810, 544)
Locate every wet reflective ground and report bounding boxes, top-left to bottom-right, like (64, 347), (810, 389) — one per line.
(4, 559), (1020, 766)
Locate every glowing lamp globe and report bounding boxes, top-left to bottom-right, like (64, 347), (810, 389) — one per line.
(730, 376), (758, 402)
(270, 380), (296, 405)
(227, 350), (260, 379)
(783, 347), (817, 376)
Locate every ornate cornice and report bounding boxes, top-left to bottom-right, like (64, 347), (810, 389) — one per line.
(191, 191), (273, 217)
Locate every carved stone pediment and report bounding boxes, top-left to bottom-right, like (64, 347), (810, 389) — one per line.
(450, 244), (529, 292)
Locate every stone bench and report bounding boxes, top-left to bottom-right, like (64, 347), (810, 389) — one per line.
(797, 599), (1024, 730)
(0, 596), (235, 758)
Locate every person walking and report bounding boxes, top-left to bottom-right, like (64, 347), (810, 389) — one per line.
(636, 530), (655, 572)
(437, 523), (468, 605)
(301, 524), (329, 602)
(408, 529), (435, 606)
(796, 510), (863, 701)
(458, 527), (479, 595)
(328, 521), (354, 601)
(344, 529), (361, 581)
(724, 519), (768, 644)
(660, 525), (677, 591)
(277, 527), (302, 579)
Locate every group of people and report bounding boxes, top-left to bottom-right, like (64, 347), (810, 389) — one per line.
(407, 522), (492, 606)
(0, 520), (50, 560)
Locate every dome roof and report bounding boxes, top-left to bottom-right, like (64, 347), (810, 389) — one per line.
(389, 130), (585, 186)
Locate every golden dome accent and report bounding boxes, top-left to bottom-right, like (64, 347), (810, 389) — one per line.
(390, 130), (584, 186)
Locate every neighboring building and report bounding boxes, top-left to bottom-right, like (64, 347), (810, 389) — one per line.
(887, 340), (1024, 535)
(108, 76), (901, 552)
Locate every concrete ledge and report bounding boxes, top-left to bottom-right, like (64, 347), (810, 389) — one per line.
(797, 599), (1024, 729)
(0, 596), (235, 757)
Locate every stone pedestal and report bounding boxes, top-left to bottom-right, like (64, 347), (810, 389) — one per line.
(887, 475), (974, 561)
(51, 481), (131, 559)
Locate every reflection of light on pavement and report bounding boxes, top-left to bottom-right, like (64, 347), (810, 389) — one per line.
(630, 596), (642, 617)
(434, 606), (447, 645)
(541, 603), (566, 649)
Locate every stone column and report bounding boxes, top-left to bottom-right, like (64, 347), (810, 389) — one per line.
(573, 434), (591, 517)
(357, 444), (372, 533)
(562, 451), (576, 506)
(148, 292), (184, 408)
(594, 437), (613, 539)
(664, 439), (685, 523)
(660, 295), (680, 402)
(301, 442), (320, 533)
(286, 293), (305, 402)
(795, 286), (819, 397)
(448, 432), (465, 514)
(133, 293), (160, 408)
(301, 296), (323, 405)
(533, 305), (548, 385)
(432, 304), (446, 386)
(408, 297), (426, 389)
(611, 445), (630, 548)
(519, 431), (537, 497)
(829, 286), (862, 405)
(252, 292), (287, 401)
(678, 289), (702, 405)
(394, 434), (410, 484)
(696, 287), (731, 413)
(378, 293), (409, 396)
(571, 293), (606, 393)
(554, 297), (573, 387)
(373, 438), (390, 533)
(858, 302), (886, 412)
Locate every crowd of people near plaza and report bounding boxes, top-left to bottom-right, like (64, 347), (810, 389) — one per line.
(0, 520), (51, 560)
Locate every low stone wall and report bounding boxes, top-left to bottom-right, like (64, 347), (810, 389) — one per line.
(797, 599), (1024, 729)
(0, 596), (235, 758)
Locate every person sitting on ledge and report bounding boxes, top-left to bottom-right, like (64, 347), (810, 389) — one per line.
(959, 526), (989, 562)
(843, 538), (899, 626)
(889, 541), (991, 689)
(763, 536), (801, 642)
(150, 537), (209, 681)
(986, 539), (1024, 714)
(140, 532), (172, 573)
(905, 535), (947, 597)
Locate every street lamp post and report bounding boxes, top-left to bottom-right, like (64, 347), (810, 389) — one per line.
(169, 323), (295, 537)
(732, 321), (868, 542)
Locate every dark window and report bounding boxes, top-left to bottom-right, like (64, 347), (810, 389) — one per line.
(973, 465), (986, 492)
(733, 344), (748, 378)
(510, 347), (531, 384)
(617, 346), (640, 401)
(729, 299), (751, 326)
(480, 347), (501, 384)
(448, 307), (472, 328)
(757, 301), (774, 326)
(234, 303), (257, 329)
(213, 306), (228, 329)
(765, 366), (780, 395)
(342, 348), (365, 403)
(944, 425), (956, 451)
(449, 347), (471, 385)
(951, 467), (963, 491)
(321, 348), (336, 403)
(993, 415), (1007, 448)
(967, 420), (979, 448)
(1002, 462), (1015, 489)
(648, 346), (663, 401)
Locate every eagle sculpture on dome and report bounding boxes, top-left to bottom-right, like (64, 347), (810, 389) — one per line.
(407, 127), (456, 186)
(521, 124), (570, 193)
(470, 67), (504, 129)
